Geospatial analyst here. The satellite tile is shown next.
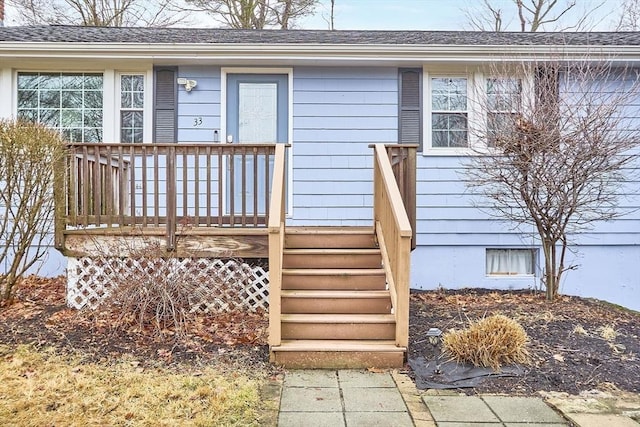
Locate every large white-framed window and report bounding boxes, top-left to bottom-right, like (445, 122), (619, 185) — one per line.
(119, 73), (145, 143)
(486, 248), (537, 276)
(16, 72), (104, 142)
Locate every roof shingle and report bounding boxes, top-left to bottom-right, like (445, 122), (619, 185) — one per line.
(0, 25), (639, 46)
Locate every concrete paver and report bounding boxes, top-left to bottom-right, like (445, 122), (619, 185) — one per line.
(344, 411), (415, 427)
(277, 369), (638, 427)
(342, 386), (408, 412)
(503, 424), (568, 427)
(279, 386), (342, 412)
(482, 396), (566, 424)
(565, 413), (640, 427)
(338, 369), (396, 388)
(422, 395), (500, 423)
(283, 369), (339, 388)
(278, 411), (345, 427)
(437, 423), (502, 427)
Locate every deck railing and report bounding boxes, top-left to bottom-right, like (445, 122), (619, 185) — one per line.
(55, 143), (281, 250)
(372, 144), (412, 348)
(267, 144), (287, 347)
(383, 144), (417, 250)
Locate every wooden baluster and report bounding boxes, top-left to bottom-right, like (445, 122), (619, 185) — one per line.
(206, 146), (212, 227)
(217, 145), (223, 226)
(194, 146), (200, 227)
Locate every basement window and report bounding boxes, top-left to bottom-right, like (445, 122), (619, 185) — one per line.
(486, 248), (536, 276)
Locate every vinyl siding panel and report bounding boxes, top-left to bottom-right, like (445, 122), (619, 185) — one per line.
(289, 66), (398, 225)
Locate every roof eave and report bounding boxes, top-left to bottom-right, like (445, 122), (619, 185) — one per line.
(1, 42), (640, 62)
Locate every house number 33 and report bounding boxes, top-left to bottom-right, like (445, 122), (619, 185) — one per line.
(193, 117), (203, 127)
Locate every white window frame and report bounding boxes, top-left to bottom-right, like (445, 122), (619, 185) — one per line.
(11, 67), (153, 144)
(10, 67), (106, 142)
(117, 72), (148, 143)
(486, 248), (537, 277)
(114, 69), (153, 143)
(423, 67), (533, 156)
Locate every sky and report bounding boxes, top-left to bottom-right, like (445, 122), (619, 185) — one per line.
(2, 0), (626, 31)
(299, 0), (622, 31)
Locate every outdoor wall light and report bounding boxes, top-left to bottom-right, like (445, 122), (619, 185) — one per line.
(177, 77), (197, 92)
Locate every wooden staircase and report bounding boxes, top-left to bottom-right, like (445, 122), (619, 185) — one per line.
(269, 227), (406, 368)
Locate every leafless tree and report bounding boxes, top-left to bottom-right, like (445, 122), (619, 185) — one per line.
(0, 120), (65, 304)
(617, 0), (640, 30)
(185, 0), (317, 29)
(464, 0), (605, 32)
(465, 58), (640, 300)
(8, 0), (186, 27)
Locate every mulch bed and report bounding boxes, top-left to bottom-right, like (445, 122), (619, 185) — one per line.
(1, 277), (639, 395)
(409, 288), (640, 395)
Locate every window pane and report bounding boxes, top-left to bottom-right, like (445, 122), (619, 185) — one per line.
(61, 75), (84, 90)
(133, 75), (144, 92)
(84, 75), (103, 90)
(40, 109), (60, 127)
(39, 90), (60, 108)
(121, 111), (133, 128)
(17, 109), (37, 122)
(18, 90), (38, 108)
(133, 92), (144, 109)
(61, 91), (83, 109)
(449, 131), (468, 148)
(121, 92), (132, 109)
(432, 131), (449, 147)
(84, 91), (103, 109)
(18, 73), (39, 90)
(39, 74), (61, 89)
(84, 109), (103, 128)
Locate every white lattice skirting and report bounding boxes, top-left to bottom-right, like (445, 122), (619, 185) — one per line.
(67, 257), (269, 312)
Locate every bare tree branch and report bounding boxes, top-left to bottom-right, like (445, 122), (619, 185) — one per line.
(463, 0), (605, 32)
(185, 0), (317, 29)
(8, 0), (188, 27)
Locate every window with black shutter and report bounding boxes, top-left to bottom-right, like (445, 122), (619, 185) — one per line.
(398, 68), (422, 150)
(153, 67), (177, 143)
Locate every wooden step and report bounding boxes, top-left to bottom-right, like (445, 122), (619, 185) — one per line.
(282, 249), (382, 269)
(281, 290), (392, 314)
(282, 268), (387, 290)
(285, 226), (377, 249)
(281, 314), (396, 340)
(270, 340), (405, 368)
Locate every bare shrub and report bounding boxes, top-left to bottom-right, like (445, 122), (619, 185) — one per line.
(442, 314), (530, 371)
(0, 120), (65, 305)
(96, 241), (255, 338)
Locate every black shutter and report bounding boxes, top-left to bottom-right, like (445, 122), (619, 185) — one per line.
(398, 69), (422, 150)
(153, 67), (177, 143)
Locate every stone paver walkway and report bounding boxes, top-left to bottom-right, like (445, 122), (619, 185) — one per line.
(276, 369), (640, 427)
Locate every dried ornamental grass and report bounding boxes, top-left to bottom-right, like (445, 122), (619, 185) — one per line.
(442, 314), (530, 371)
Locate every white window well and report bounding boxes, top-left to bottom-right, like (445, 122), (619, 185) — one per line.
(486, 248), (536, 276)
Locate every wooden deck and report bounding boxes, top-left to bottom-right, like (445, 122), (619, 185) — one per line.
(54, 142), (417, 368)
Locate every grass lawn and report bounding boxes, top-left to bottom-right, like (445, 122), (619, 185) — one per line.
(0, 345), (269, 426)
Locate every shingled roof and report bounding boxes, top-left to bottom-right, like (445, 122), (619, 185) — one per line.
(1, 25), (639, 46)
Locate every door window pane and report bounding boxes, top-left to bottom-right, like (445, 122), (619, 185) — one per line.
(238, 82), (278, 143)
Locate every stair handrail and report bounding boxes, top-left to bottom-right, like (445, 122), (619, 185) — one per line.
(372, 144), (412, 348)
(268, 144), (287, 347)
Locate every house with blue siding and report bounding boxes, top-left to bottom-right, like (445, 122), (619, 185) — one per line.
(1, 26), (639, 367)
